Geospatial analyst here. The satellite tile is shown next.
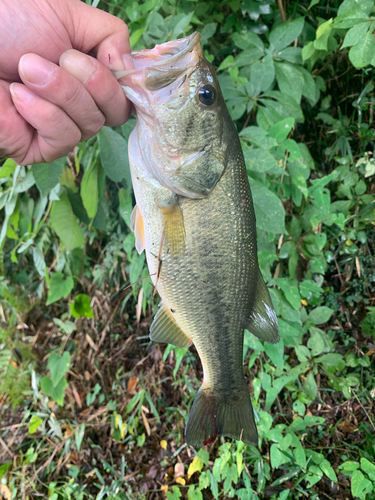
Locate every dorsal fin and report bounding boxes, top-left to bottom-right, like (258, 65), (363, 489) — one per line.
(150, 303), (192, 348)
(130, 205), (146, 254)
(245, 269), (279, 344)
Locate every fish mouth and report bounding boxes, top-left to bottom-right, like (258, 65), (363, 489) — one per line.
(114, 32), (201, 77)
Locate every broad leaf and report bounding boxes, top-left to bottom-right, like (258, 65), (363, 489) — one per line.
(48, 351), (71, 387)
(32, 158), (64, 197)
(348, 28), (375, 68)
(250, 181), (286, 234)
(250, 53), (275, 93)
(98, 127), (132, 188)
(70, 293), (94, 319)
(81, 161), (99, 219)
(50, 192), (84, 251)
(308, 306), (334, 324)
(41, 376), (67, 406)
(46, 272), (74, 305)
(270, 17), (305, 53)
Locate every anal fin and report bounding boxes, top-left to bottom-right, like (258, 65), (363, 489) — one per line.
(245, 269), (280, 344)
(130, 205), (146, 254)
(150, 303), (192, 348)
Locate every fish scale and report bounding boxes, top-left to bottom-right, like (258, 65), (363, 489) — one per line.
(116, 32), (279, 448)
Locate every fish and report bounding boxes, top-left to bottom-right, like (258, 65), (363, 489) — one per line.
(115, 32), (279, 448)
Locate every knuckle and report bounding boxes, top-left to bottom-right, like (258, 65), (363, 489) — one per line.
(82, 114), (105, 139)
(114, 17), (129, 36)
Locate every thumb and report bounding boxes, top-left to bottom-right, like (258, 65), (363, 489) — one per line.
(61, 0), (131, 71)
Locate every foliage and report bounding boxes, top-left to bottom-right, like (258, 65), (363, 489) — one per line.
(0, 0), (375, 498)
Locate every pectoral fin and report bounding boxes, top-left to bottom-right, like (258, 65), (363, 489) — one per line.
(150, 303), (192, 348)
(130, 205), (146, 254)
(245, 269), (280, 344)
(159, 196), (185, 255)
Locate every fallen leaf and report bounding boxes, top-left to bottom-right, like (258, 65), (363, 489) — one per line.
(338, 420), (358, 433)
(128, 376), (138, 392)
(79, 408), (92, 418)
(160, 440), (168, 450)
(160, 485), (168, 494)
(176, 477), (186, 485)
(0, 485), (11, 500)
(174, 462), (184, 479)
(70, 382), (82, 408)
(146, 465), (158, 479)
(141, 409), (151, 436)
(187, 455), (203, 479)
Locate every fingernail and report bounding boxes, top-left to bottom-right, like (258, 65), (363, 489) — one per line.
(19, 53), (56, 85)
(59, 49), (97, 84)
(10, 83), (35, 103)
(123, 54), (135, 70)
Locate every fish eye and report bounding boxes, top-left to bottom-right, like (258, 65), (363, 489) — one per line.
(198, 84), (215, 106)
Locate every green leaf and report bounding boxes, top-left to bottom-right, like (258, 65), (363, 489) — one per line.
(269, 117), (295, 143)
(319, 459), (337, 482)
(305, 465), (323, 487)
(187, 485), (203, 500)
(250, 53), (275, 93)
(98, 127), (131, 187)
(293, 439), (306, 468)
(304, 372), (318, 401)
(172, 12), (193, 38)
(0, 158), (17, 178)
(342, 23), (368, 48)
(309, 0), (320, 7)
(32, 158), (64, 197)
(48, 351), (71, 387)
(70, 294), (94, 319)
(200, 23), (217, 45)
(41, 376), (67, 406)
(46, 272), (74, 305)
(334, 12), (369, 29)
(338, 0), (373, 15)
(244, 149), (280, 173)
(307, 306), (334, 324)
(32, 247), (46, 277)
(81, 161), (98, 219)
(50, 192), (84, 251)
(314, 19), (333, 51)
(250, 181), (286, 234)
(340, 461), (360, 472)
(28, 415), (43, 434)
(348, 28), (375, 68)
(118, 188), (133, 228)
(295, 345), (311, 362)
(275, 278), (301, 310)
(351, 470), (372, 498)
(75, 424), (85, 452)
(360, 457), (375, 476)
(307, 328), (326, 356)
(270, 17), (305, 53)
(53, 318), (77, 334)
(240, 126), (277, 149)
(264, 339), (284, 369)
(275, 63), (304, 103)
(232, 31), (264, 51)
(270, 444), (290, 468)
(316, 353), (346, 372)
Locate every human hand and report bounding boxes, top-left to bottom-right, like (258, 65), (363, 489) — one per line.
(0, 0), (133, 165)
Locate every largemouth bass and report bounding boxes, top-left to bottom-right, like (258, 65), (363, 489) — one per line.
(116, 32), (279, 448)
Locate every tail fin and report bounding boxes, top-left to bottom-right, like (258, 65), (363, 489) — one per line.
(185, 384), (258, 448)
